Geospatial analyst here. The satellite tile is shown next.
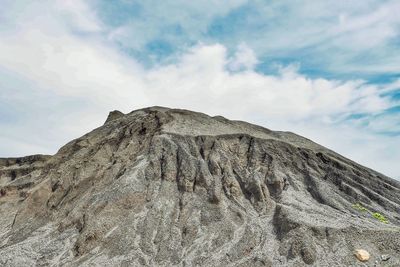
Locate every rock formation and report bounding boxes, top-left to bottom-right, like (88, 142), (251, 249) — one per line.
(0, 107), (399, 266)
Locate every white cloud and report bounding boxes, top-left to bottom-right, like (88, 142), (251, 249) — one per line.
(228, 43), (258, 71)
(54, 0), (103, 32)
(367, 113), (400, 134)
(0, 13), (148, 109)
(143, 45), (390, 121)
(0, 0), (399, 179)
(106, 0), (247, 50)
(332, 1), (399, 48)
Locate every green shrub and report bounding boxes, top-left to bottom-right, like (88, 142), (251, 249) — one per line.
(352, 203), (368, 212)
(372, 212), (388, 224)
(352, 203), (389, 224)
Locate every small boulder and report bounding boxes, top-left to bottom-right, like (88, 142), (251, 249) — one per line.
(380, 254), (390, 261)
(354, 249), (370, 262)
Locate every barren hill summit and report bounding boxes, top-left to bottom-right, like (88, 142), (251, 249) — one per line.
(0, 107), (399, 266)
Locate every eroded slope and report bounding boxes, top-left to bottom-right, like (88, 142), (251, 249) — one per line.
(0, 107), (399, 266)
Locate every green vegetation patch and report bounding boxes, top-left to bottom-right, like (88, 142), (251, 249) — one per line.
(372, 212), (389, 224)
(352, 203), (368, 212)
(352, 203), (389, 224)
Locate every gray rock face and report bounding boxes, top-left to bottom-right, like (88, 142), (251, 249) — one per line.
(0, 106), (399, 266)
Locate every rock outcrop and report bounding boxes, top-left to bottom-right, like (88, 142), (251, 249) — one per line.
(0, 106), (399, 266)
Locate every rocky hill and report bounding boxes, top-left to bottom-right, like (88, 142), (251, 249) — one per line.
(0, 107), (399, 266)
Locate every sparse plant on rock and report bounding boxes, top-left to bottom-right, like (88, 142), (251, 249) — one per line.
(372, 212), (389, 224)
(352, 203), (368, 212)
(352, 203), (389, 224)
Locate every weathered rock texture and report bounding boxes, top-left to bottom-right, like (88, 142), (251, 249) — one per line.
(0, 107), (399, 266)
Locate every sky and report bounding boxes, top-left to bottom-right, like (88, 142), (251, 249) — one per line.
(0, 0), (399, 179)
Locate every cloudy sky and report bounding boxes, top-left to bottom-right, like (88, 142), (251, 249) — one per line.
(0, 0), (399, 179)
